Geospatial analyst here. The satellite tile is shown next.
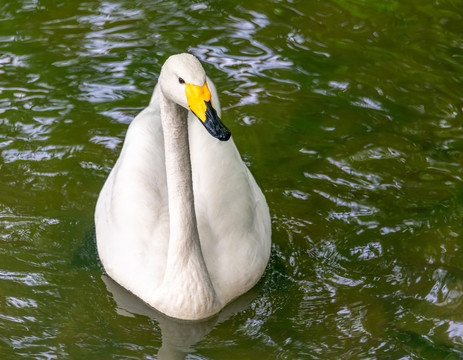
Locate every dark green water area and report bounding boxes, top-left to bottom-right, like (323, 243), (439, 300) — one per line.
(0, 0), (463, 358)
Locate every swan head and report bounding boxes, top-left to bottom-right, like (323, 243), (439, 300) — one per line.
(159, 53), (231, 141)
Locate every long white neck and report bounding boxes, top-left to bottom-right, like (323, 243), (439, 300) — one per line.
(158, 92), (217, 319)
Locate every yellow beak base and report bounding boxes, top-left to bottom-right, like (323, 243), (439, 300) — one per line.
(185, 83), (212, 123)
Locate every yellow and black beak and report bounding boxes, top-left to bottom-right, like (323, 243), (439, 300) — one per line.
(185, 82), (231, 141)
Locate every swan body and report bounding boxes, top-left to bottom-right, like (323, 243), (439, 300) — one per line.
(95, 53), (271, 320)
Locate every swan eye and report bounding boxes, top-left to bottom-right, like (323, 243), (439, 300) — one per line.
(178, 77), (185, 84)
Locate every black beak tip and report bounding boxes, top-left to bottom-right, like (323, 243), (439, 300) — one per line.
(202, 101), (232, 141)
(204, 120), (231, 141)
(218, 129), (231, 141)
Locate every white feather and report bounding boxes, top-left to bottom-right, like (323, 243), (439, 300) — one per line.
(95, 53), (271, 320)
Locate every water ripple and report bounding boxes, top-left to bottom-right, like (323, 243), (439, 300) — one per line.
(0, 0), (462, 358)
(0, 271), (48, 287)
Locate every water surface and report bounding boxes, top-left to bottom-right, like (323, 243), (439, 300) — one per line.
(1, 0), (463, 358)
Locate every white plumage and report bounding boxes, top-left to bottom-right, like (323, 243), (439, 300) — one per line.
(95, 53), (271, 320)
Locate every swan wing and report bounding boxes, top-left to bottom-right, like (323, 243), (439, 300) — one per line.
(189, 78), (271, 304)
(96, 85), (169, 294)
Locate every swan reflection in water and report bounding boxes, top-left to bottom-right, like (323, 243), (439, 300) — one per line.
(101, 274), (263, 359)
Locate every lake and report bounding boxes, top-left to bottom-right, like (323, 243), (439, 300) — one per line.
(1, 0), (463, 358)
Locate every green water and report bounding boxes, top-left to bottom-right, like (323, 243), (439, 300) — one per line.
(1, 0), (463, 358)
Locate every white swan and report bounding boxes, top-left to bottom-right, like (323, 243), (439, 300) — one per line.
(95, 53), (271, 320)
